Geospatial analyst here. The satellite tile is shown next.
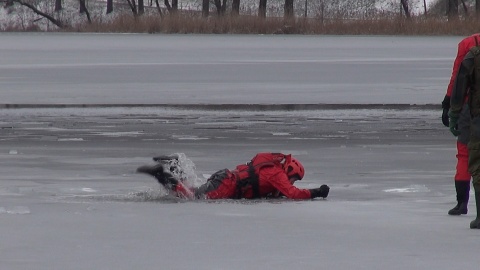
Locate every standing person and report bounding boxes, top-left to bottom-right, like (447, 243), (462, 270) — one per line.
(442, 34), (480, 215)
(137, 152), (330, 200)
(449, 44), (480, 229)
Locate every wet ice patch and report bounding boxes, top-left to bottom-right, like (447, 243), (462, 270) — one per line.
(0, 206), (30, 214)
(64, 187), (98, 193)
(0, 186), (23, 196)
(58, 138), (84, 141)
(338, 184), (370, 189)
(172, 135), (209, 140)
(62, 189), (182, 203)
(384, 185), (430, 193)
(93, 131), (143, 137)
(320, 135), (349, 138)
(271, 132), (290, 136)
(290, 137), (326, 140)
(215, 212), (251, 217)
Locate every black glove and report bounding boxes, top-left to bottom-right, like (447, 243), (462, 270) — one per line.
(441, 95), (451, 127)
(310, 184), (330, 199)
(449, 110), (461, 137)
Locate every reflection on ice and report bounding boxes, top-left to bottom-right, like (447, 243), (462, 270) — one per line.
(0, 206), (31, 214)
(57, 189), (181, 203)
(58, 189), (300, 205)
(384, 185), (430, 193)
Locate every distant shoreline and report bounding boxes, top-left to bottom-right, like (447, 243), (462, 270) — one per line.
(0, 104), (440, 111)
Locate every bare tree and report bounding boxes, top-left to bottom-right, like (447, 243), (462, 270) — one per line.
(154, 0), (164, 17)
(202, 0), (209, 17)
(138, 0), (144, 14)
(232, 0), (240, 16)
(55, 0), (61, 11)
(304, 0), (308, 18)
(79, 0), (92, 23)
(163, 0), (177, 14)
(400, 0), (411, 18)
(107, 0), (113, 14)
(477, 0), (480, 19)
(459, 0), (468, 16)
(284, 0), (294, 19)
(6, 0), (63, 28)
(213, 0), (227, 15)
(126, 0), (138, 15)
(171, 0), (178, 13)
(163, 0), (171, 11)
(258, 0), (266, 18)
(447, 0), (459, 20)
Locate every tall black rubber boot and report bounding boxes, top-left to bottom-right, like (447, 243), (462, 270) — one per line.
(137, 164), (180, 189)
(470, 192), (480, 229)
(137, 164), (167, 185)
(161, 171), (180, 190)
(448, 181), (470, 215)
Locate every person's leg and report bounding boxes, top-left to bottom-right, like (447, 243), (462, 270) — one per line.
(468, 116), (480, 228)
(194, 169), (237, 199)
(152, 154), (187, 181)
(449, 142), (471, 215)
(449, 106), (471, 215)
(137, 163), (194, 198)
(137, 163), (169, 185)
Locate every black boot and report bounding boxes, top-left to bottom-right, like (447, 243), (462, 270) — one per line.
(137, 164), (168, 185)
(137, 163), (164, 177)
(152, 154), (179, 162)
(470, 192), (480, 229)
(448, 181), (470, 215)
(161, 171), (180, 189)
(137, 164), (179, 189)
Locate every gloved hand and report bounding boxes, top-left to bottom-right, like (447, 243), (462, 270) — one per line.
(309, 184), (330, 199)
(448, 110), (461, 137)
(441, 95), (450, 127)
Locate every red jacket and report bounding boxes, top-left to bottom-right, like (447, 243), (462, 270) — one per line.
(446, 34), (480, 97)
(199, 165), (312, 200)
(241, 166), (312, 199)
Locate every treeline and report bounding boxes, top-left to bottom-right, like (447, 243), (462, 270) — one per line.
(2, 0), (480, 33)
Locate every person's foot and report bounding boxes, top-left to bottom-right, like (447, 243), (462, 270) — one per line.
(136, 164), (164, 177)
(153, 154), (179, 162)
(470, 218), (480, 229)
(137, 164), (180, 188)
(448, 202), (468, 215)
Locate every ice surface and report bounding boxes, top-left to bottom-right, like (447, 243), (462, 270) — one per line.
(0, 33), (462, 105)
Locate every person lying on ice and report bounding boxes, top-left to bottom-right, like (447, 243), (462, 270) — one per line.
(136, 152), (330, 200)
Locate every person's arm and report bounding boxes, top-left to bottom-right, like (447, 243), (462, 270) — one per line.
(448, 51), (475, 137)
(446, 40), (470, 97)
(443, 39), (472, 126)
(451, 51), (475, 114)
(261, 168), (311, 199)
(262, 167), (329, 199)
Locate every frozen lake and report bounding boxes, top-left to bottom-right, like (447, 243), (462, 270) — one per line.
(0, 33), (460, 105)
(0, 34), (477, 270)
